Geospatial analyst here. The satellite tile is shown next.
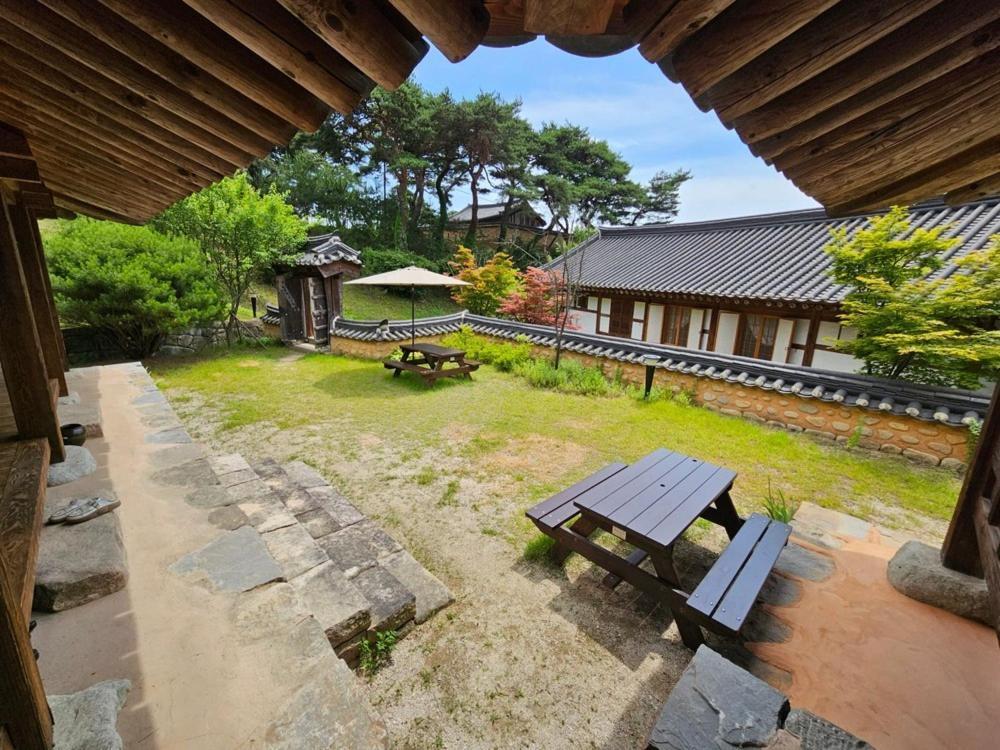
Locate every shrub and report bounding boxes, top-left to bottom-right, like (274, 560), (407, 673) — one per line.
(46, 218), (225, 359)
(440, 327), (532, 372)
(514, 357), (614, 396)
(362, 247), (441, 276)
(498, 267), (575, 327)
(449, 246), (522, 316)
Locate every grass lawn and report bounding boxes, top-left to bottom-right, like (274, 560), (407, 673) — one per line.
(149, 346), (962, 747)
(150, 347), (960, 537)
(237, 283), (460, 322)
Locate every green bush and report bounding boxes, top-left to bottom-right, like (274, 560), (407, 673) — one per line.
(362, 247), (441, 277)
(440, 327), (532, 372)
(46, 218), (225, 359)
(514, 358), (615, 396)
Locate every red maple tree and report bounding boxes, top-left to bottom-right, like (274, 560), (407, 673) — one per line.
(499, 267), (576, 328)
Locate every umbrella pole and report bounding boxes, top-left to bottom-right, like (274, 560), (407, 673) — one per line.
(411, 284), (415, 346)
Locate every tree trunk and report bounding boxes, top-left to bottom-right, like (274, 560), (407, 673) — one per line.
(395, 167), (409, 251)
(464, 165), (483, 247)
(498, 194), (516, 244)
(408, 167), (426, 240)
(435, 170), (451, 259)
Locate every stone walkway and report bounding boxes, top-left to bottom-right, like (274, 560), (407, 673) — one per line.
(32, 363), (450, 748)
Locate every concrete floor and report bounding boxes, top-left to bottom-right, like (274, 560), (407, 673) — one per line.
(754, 504), (1000, 750)
(32, 363), (382, 749)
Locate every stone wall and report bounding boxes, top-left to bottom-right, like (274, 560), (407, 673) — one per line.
(327, 333), (969, 468)
(159, 325), (227, 356)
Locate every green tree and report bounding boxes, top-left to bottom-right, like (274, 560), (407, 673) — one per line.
(46, 218), (224, 358)
(449, 246), (522, 316)
(825, 206), (1000, 388)
(625, 169), (691, 225)
(154, 173), (306, 342)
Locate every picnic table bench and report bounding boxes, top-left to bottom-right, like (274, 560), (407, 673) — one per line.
(526, 448), (790, 648)
(383, 343), (480, 386)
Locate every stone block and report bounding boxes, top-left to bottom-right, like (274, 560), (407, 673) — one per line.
(226, 478), (273, 503)
(208, 505), (248, 530)
(296, 508), (341, 539)
(380, 549), (453, 624)
(283, 488), (321, 515)
(784, 709), (872, 749)
(879, 444), (901, 454)
(353, 564), (416, 632)
(47, 445), (97, 487)
(209, 454), (252, 477)
(152, 458), (218, 489)
(284, 461), (328, 489)
(928, 441), (953, 456)
(941, 457), (966, 470)
(798, 403), (819, 415)
(49, 679), (131, 750)
(888, 540), (993, 626)
(902, 448), (939, 465)
(805, 416), (825, 428)
(918, 426), (940, 437)
(830, 421), (851, 432)
(318, 520), (402, 576)
(783, 411), (800, 419)
(219, 469), (259, 488)
(262, 522), (328, 579)
(34, 511), (128, 611)
(145, 427), (192, 444)
(238, 496), (298, 533)
(309, 486), (365, 529)
(899, 434), (920, 445)
(290, 561), (371, 647)
(648, 645), (788, 750)
(888, 421), (909, 431)
(170, 525), (282, 592)
(774, 544), (834, 583)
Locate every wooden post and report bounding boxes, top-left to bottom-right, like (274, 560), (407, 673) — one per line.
(9, 199), (66, 396)
(0, 199), (64, 462)
(802, 314), (821, 367)
(26, 217), (68, 373)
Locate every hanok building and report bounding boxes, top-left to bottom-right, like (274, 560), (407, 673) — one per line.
(446, 201), (548, 248)
(554, 198), (1000, 373)
(272, 233), (361, 345)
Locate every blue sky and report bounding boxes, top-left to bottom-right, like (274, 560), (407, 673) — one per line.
(412, 41), (818, 223)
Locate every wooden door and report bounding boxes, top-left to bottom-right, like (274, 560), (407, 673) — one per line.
(301, 278), (314, 339)
(276, 274), (303, 341)
(608, 298), (632, 338)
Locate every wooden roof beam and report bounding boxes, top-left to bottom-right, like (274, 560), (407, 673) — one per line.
(628, 0), (737, 63)
(0, 78), (216, 193)
(96, 0), (330, 133)
(17, 191), (57, 219)
(671, 0), (840, 101)
(947, 173), (1000, 206)
(706, 0), (944, 124)
(388, 0), (489, 63)
(180, 0), (371, 113)
(51, 194), (144, 225)
(44, 174), (165, 221)
(4, 0), (270, 159)
(828, 136), (1000, 216)
(737, 4), (1000, 151)
(0, 123), (32, 159)
(276, 0), (428, 90)
(0, 158), (41, 183)
(0, 22), (248, 173)
(523, 0), (615, 36)
(38, 0), (298, 143)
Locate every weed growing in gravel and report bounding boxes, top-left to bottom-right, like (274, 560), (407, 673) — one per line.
(360, 630), (398, 677)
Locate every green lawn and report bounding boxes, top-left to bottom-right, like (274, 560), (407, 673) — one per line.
(150, 347), (961, 544)
(237, 284), (459, 322)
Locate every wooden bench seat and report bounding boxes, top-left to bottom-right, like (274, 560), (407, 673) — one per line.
(684, 513), (791, 635)
(526, 462), (627, 532)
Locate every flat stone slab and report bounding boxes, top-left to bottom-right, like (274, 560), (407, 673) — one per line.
(296, 508), (341, 540)
(185, 485), (236, 509)
(352, 564), (415, 633)
(219, 468), (260, 488)
(380, 550), (453, 624)
(49, 679), (130, 750)
(888, 540), (992, 626)
(239, 496), (298, 533)
(170, 525), (282, 592)
(648, 645), (789, 750)
(318, 520), (402, 577)
(208, 453), (251, 477)
(308, 486), (364, 529)
(34, 511), (128, 612)
(145, 427), (192, 444)
(283, 460), (328, 489)
(208, 504), (249, 530)
(290, 561), (371, 647)
(152, 458), (218, 488)
(262, 523), (328, 580)
(283, 487), (322, 515)
(785, 709), (872, 749)
(226, 477), (273, 502)
(774, 543), (835, 583)
(792, 502), (871, 547)
(131, 390), (166, 406)
(47, 445), (97, 487)
(148, 443), (206, 470)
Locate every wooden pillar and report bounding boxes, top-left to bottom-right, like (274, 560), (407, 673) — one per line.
(9, 200), (66, 396)
(801, 314), (821, 367)
(0, 199), (65, 462)
(706, 306), (720, 351)
(26, 216), (68, 373)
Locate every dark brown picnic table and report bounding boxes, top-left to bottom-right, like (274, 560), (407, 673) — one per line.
(527, 448), (790, 648)
(383, 342), (480, 385)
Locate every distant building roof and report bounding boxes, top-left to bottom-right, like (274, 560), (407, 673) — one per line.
(549, 198), (1000, 306)
(448, 201), (543, 226)
(294, 233), (361, 267)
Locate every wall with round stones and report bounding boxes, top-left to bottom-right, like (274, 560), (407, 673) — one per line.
(328, 335), (969, 469)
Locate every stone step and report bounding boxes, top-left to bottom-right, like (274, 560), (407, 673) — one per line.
(206, 454), (452, 671)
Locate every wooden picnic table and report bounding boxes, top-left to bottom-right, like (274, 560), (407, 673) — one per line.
(527, 448), (790, 648)
(383, 342), (480, 386)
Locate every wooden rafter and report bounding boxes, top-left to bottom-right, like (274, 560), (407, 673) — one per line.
(523, 0), (616, 36)
(389, 0), (489, 63)
(629, 0), (737, 63)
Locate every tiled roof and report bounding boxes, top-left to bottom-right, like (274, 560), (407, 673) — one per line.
(448, 201), (542, 225)
(329, 312), (988, 427)
(549, 199), (1000, 304)
(294, 233), (362, 267)
(261, 303), (281, 326)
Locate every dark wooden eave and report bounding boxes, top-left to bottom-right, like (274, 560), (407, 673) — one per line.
(0, 1), (997, 222)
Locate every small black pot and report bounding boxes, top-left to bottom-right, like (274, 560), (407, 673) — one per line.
(60, 423), (87, 447)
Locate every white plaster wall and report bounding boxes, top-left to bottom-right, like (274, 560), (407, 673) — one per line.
(790, 318), (810, 346)
(687, 309), (705, 350)
(812, 348), (863, 372)
(773, 319), (795, 363)
(715, 312), (740, 355)
(646, 304), (664, 344)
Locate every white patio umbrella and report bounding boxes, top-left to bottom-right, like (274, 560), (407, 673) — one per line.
(345, 266), (470, 345)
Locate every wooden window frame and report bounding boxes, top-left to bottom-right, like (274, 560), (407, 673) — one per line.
(596, 297), (612, 334)
(735, 313), (780, 360)
(632, 301), (648, 341)
(661, 304), (692, 347)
